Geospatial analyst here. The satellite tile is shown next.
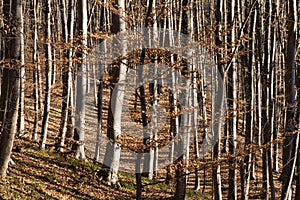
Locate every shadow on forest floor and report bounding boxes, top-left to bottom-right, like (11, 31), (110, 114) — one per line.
(0, 137), (207, 199)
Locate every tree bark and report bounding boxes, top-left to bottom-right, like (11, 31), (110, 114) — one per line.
(0, 0), (21, 177)
(58, 0), (70, 152)
(41, 0), (53, 150)
(281, 0), (297, 199)
(75, 0), (88, 160)
(106, 0), (126, 186)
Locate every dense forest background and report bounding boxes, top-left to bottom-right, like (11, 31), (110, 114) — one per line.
(0, 0), (299, 199)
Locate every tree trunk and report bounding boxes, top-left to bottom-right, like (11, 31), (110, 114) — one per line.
(75, 0), (88, 160)
(213, 0), (224, 198)
(41, 0), (53, 150)
(18, 0), (25, 135)
(0, 0), (21, 178)
(66, 0), (76, 142)
(58, 0), (70, 152)
(106, 0), (126, 186)
(31, 0), (39, 141)
(228, 0), (237, 199)
(281, 0), (297, 199)
(175, 1), (192, 198)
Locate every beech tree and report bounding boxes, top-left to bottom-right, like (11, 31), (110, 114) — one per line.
(102, 0), (127, 186)
(74, 0), (88, 160)
(281, 0), (297, 199)
(41, 0), (53, 150)
(0, 0), (22, 177)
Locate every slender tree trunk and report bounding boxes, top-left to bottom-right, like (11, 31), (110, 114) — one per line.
(140, 0), (155, 180)
(213, 0), (224, 198)
(18, 0), (25, 135)
(66, 0), (76, 142)
(31, 0), (39, 141)
(175, 0), (192, 198)
(106, 0), (126, 186)
(228, 0), (237, 199)
(58, 0), (70, 152)
(295, 10), (300, 196)
(261, 1), (276, 199)
(75, 0), (88, 160)
(95, 1), (106, 161)
(95, 79), (104, 161)
(244, 2), (257, 199)
(41, 0), (53, 150)
(271, 0), (279, 174)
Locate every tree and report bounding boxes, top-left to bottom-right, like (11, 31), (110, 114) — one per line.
(212, 0), (224, 198)
(31, 0), (40, 141)
(227, 0), (238, 199)
(41, 0), (53, 150)
(175, 0), (193, 198)
(18, 0), (25, 135)
(0, 0), (22, 177)
(104, 0), (127, 186)
(74, 0), (88, 160)
(281, 0), (297, 199)
(261, 1), (275, 198)
(58, 0), (71, 152)
(244, 1), (258, 198)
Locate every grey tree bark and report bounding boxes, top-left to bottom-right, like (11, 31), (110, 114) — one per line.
(227, 0), (237, 199)
(0, 0), (21, 177)
(31, 0), (40, 141)
(175, 0), (193, 198)
(58, 0), (73, 152)
(75, 0), (88, 160)
(41, 0), (53, 150)
(106, 0), (126, 186)
(281, 0), (297, 199)
(18, 0), (25, 135)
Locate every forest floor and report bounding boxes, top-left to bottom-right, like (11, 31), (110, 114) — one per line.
(0, 137), (210, 199)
